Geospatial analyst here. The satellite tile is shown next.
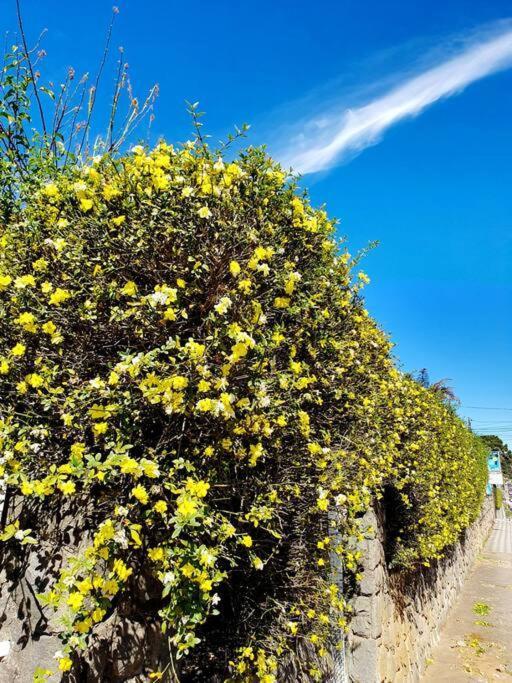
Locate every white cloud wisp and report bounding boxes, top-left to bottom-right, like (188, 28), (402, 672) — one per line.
(280, 25), (512, 174)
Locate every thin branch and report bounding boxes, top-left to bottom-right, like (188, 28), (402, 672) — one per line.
(107, 49), (125, 150)
(78, 6), (118, 156)
(15, 0), (47, 137)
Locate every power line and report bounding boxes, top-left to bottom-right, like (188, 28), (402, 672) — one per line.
(463, 405), (512, 411)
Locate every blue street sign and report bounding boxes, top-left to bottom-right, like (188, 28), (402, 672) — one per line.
(488, 450), (502, 473)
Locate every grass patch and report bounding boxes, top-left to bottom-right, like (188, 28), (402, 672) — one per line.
(472, 602), (492, 616)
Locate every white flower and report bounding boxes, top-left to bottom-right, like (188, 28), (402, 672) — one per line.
(214, 296), (232, 315)
(114, 529), (129, 548)
(149, 291), (169, 306)
(163, 571), (176, 585)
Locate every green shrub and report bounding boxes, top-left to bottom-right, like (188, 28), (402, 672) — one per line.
(0, 140), (488, 679)
(494, 487), (503, 510)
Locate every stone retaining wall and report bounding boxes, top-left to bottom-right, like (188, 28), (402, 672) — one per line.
(346, 495), (495, 683)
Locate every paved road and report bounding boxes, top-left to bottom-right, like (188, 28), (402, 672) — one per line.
(422, 510), (512, 682)
(486, 508), (512, 553)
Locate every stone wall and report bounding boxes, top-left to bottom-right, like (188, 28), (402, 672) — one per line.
(346, 495), (495, 683)
(0, 497), (169, 682)
(0, 495), (495, 682)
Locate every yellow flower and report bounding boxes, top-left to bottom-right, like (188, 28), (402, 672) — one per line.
(195, 480), (210, 498)
(113, 558), (133, 581)
(236, 278), (251, 294)
(109, 370), (120, 385)
(80, 197), (94, 212)
(141, 459), (160, 478)
(231, 339), (253, 361)
(199, 578), (213, 592)
(0, 359), (9, 375)
(249, 443), (263, 466)
(58, 657), (73, 672)
(32, 258), (48, 272)
(196, 398), (214, 412)
(176, 495), (198, 517)
(20, 480), (34, 495)
(131, 484), (149, 505)
(25, 373), (44, 388)
(287, 621), (298, 635)
(15, 311), (37, 333)
(103, 183), (120, 200)
(49, 288), (71, 306)
(163, 307), (177, 321)
(0, 274), (12, 290)
(102, 579), (119, 596)
(58, 480), (76, 496)
(11, 343), (26, 356)
(93, 422), (108, 436)
(75, 619), (92, 634)
(53, 236), (67, 251)
(186, 479), (210, 498)
(274, 297), (290, 309)
(180, 562), (196, 578)
(77, 577), (93, 594)
(42, 320), (57, 335)
(152, 172), (170, 191)
(154, 500), (167, 514)
(185, 339), (205, 360)
(240, 535), (253, 548)
(119, 456), (140, 476)
(14, 274), (36, 288)
(317, 497), (329, 511)
(229, 261), (241, 277)
(42, 182), (59, 197)
(198, 206), (212, 219)
(33, 481), (46, 496)
(121, 280), (137, 296)
(67, 592), (84, 611)
(92, 607), (106, 622)
(112, 215), (126, 226)
(252, 556), (264, 570)
(148, 547), (164, 562)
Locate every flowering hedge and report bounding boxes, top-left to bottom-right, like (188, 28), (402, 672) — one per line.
(0, 140), (487, 680)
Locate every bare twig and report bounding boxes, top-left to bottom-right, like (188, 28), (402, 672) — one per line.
(15, 0), (47, 137)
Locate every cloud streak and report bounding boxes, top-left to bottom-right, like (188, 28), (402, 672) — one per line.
(279, 24), (512, 174)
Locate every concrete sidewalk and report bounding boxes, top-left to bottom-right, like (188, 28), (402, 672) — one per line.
(422, 509), (512, 682)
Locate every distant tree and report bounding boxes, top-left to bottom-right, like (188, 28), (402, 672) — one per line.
(414, 370), (459, 410)
(430, 378), (460, 406)
(417, 368), (430, 388)
(479, 435), (512, 479)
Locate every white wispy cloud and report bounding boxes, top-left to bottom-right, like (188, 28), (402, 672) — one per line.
(278, 23), (512, 174)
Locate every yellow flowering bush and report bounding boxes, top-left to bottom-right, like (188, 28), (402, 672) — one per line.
(0, 136), (487, 680)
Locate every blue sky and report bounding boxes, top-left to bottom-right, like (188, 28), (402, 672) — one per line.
(2, 0), (512, 447)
